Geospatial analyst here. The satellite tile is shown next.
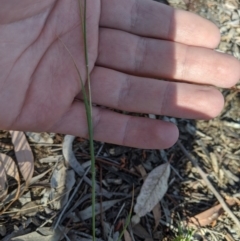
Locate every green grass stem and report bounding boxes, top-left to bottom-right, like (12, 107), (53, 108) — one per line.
(59, 0), (95, 238)
(117, 186), (134, 241)
(78, 1), (96, 240)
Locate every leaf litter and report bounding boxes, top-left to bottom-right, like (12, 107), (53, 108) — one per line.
(133, 162), (170, 219)
(0, 153), (21, 213)
(10, 131), (34, 186)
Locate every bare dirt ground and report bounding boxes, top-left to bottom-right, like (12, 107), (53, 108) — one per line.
(0, 0), (240, 241)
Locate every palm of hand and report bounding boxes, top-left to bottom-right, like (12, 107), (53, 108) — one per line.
(0, 0), (239, 149)
(0, 0), (99, 130)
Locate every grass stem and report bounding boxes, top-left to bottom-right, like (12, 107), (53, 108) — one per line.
(78, 1), (96, 240)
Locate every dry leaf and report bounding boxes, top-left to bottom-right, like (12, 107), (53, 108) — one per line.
(136, 164), (161, 230)
(17, 201), (40, 217)
(19, 191), (31, 205)
(2, 228), (31, 241)
(11, 226), (66, 241)
(161, 198), (171, 224)
(62, 135), (84, 176)
(39, 155), (62, 164)
(189, 198), (236, 226)
(124, 229), (132, 241)
(62, 136), (111, 198)
(49, 161), (75, 210)
(0, 169), (50, 210)
(0, 224), (6, 236)
(134, 163), (170, 218)
(136, 164), (147, 179)
(25, 132), (54, 144)
(153, 203), (161, 231)
(132, 224), (152, 239)
(79, 199), (122, 221)
(0, 158), (7, 201)
(68, 234), (94, 241)
(10, 131), (34, 185)
(0, 153), (20, 213)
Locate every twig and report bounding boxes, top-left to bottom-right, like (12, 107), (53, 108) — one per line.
(177, 141), (240, 231)
(77, 152), (141, 177)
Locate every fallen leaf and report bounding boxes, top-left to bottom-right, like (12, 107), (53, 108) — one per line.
(2, 228), (31, 241)
(62, 135), (84, 176)
(124, 229), (132, 241)
(136, 164), (147, 179)
(25, 132), (54, 144)
(39, 155), (63, 164)
(17, 201), (40, 217)
(103, 221), (111, 240)
(49, 161), (75, 210)
(18, 191), (31, 205)
(134, 163), (170, 218)
(62, 135), (111, 198)
(0, 169), (51, 209)
(136, 164), (161, 230)
(0, 153), (20, 213)
(11, 226), (66, 241)
(161, 198), (171, 224)
(10, 131), (34, 185)
(152, 203), (161, 231)
(189, 198), (236, 226)
(0, 158), (7, 201)
(79, 199), (122, 221)
(68, 234), (94, 241)
(0, 224), (6, 236)
(132, 224), (152, 239)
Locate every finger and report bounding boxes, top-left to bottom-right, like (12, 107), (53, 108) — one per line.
(100, 0), (220, 48)
(50, 101), (179, 149)
(82, 67), (223, 119)
(97, 29), (240, 88)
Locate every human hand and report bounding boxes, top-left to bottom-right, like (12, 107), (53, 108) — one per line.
(0, 0), (239, 149)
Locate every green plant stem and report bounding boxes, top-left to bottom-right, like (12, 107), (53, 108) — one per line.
(117, 186), (134, 241)
(79, 1), (96, 240)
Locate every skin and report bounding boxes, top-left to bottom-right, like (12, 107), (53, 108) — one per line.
(0, 0), (239, 149)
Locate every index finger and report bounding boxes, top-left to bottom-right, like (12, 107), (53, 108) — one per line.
(100, 0), (220, 48)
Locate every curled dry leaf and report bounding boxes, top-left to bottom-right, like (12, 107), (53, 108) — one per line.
(10, 131), (34, 185)
(0, 169), (51, 210)
(49, 161), (75, 210)
(62, 135), (111, 198)
(62, 135), (84, 176)
(0, 153), (20, 213)
(189, 198), (236, 227)
(134, 162), (170, 218)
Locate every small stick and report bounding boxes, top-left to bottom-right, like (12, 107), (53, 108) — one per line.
(177, 141), (240, 231)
